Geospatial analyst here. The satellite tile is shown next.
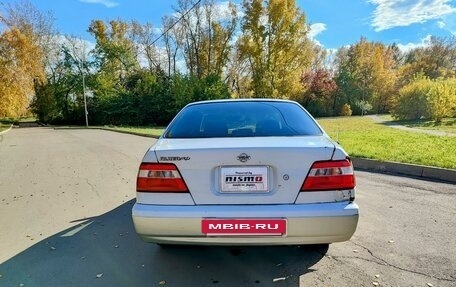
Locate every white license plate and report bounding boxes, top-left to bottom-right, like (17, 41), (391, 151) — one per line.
(220, 166), (269, 192)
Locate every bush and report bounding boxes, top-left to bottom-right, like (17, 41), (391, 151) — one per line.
(391, 76), (456, 122)
(427, 78), (456, 122)
(340, 104), (352, 116)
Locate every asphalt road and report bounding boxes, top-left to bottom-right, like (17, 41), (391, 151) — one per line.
(0, 128), (455, 287)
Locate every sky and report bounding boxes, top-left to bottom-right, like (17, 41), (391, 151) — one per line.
(3, 0), (456, 52)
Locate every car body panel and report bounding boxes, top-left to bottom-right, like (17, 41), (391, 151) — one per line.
(150, 137), (336, 205)
(132, 202), (359, 245)
(132, 99), (359, 245)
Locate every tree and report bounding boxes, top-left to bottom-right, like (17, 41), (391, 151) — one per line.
(237, 0), (312, 99)
(0, 28), (45, 117)
(174, 0), (238, 79)
(130, 20), (163, 73)
(300, 68), (337, 116)
(0, 0), (53, 117)
(334, 38), (397, 114)
(31, 36), (91, 123)
(88, 19), (140, 98)
(399, 36), (456, 84)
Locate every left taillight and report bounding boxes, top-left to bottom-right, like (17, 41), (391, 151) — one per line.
(136, 163), (189, 193)
(301, 159), (355, 191)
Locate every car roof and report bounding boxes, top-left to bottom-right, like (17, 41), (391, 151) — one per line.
(185, 98), (299, 107)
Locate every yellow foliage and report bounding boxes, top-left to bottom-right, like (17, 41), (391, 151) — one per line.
(392, 76), (456, 122)
(0, 28), (45, 117)
(238, 0), (312, 99)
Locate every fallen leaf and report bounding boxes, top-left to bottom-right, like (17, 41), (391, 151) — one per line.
(273, 277), (286, 282)
(158, 280), (166, 285)
(96, 273), (103, 278)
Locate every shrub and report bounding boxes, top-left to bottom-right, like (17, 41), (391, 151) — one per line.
(340, 104), (352, 116)
(391, 76), (456, 121)
(427, 78), (456, 122)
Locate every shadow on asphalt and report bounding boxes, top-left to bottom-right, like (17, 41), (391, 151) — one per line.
(0, 200), (327, 287)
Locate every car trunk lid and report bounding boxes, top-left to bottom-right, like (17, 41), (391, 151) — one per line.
(153, 136), (335, 205)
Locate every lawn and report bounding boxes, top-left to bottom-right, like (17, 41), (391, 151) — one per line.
(0, 123), (10, 132)
(0, 119), (12, 132)
(317, 116), (456, 170)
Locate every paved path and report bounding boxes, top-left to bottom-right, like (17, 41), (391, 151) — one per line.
(0, 128), (455, 287)
(369, 115), (456, 137)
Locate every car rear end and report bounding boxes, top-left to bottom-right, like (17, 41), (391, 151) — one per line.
(132, 100), (359, 245)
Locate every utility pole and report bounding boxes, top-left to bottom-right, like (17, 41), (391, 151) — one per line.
(81, 40), (89, 127)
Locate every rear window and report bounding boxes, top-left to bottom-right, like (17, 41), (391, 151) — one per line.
(164, 101), (323, 138)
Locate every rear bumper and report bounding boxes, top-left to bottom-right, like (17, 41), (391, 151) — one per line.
(132, 202), (359, 245)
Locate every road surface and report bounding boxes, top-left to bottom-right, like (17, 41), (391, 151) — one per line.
(0, 128), (455, 287)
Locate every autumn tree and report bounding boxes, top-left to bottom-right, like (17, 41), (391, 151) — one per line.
(0, 0), (52, 117)
(88, 19), (140, 98)
(237, 0), (312, 99)
(31, 36), (91, 123)
(130, 20), (163, 73)
(161, 15), (184, 76)
(334, 38), (397, 114)
(399, 36), (456, 85)
(300, 68), (337, 116)
(174, 0), (238, 78)
(0, 28), (45, 117)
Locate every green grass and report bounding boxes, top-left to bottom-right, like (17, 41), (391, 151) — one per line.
(317, 116), (456, 169)
(0, 123), (10, 132)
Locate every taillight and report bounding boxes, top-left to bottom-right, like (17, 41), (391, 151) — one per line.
(301, 159), (355, 191)
(137, 163), (189, 193)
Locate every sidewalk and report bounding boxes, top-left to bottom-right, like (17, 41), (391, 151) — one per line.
(369, 115), (456, 137)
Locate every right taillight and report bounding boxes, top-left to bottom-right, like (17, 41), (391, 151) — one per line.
(137, 163), (189, 193)
(301, 159), (355, 191)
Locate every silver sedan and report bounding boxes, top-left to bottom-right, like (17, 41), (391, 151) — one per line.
(132, 99), (359, 246)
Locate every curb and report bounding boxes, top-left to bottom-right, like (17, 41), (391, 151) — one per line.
(53, 127), (159, 138)
(352, 157), (456, 184)
(0, 124), (13, 135)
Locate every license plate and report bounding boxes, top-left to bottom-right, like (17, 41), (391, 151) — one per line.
(202, 219), (286, 236)
(220, 166), (269, 192)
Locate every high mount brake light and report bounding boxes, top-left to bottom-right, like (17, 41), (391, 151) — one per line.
(301, 159), (355, 191)
(137, 163), (189, 193)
